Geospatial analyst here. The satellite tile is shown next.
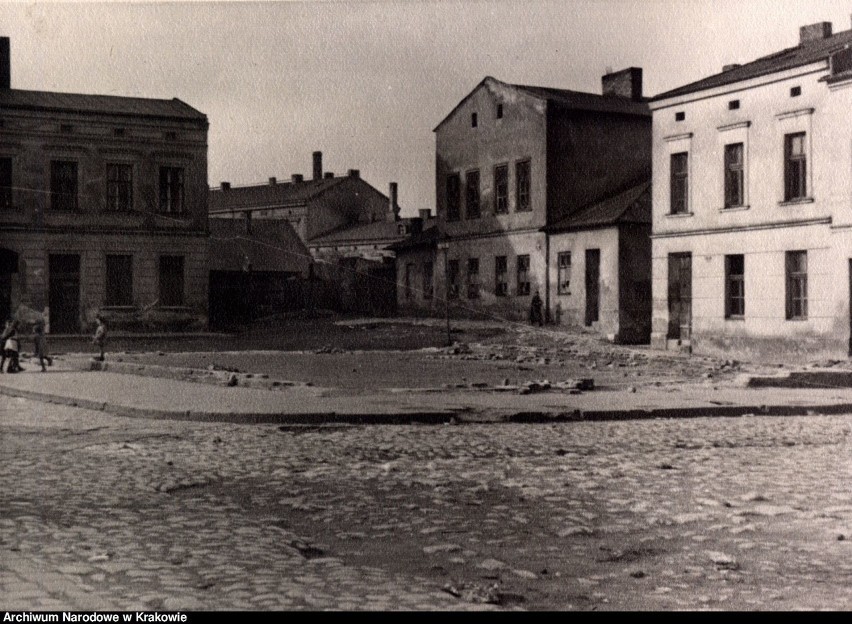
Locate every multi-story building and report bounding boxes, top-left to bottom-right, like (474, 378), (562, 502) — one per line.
(0, 37), (209, 332)
(413, 70), (652, 341)
(650, 20), (852, 360)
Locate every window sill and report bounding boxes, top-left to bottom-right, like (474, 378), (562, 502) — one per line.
(159, 305), (190, 311)
(720, 205), (750, 212)
(725, 316), (745, 321)
(101, 306), (136, 311)
(779, 197), (814, 207)
(666, 212), (694, 218)
(558, 292), (572, 296)
(786, 317), (808, 322)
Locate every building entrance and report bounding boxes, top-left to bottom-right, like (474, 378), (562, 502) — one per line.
(667, 252), (692, 341)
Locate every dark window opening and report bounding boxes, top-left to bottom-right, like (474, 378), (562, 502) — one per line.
(724, 143), (744, 208)
(423, 262), (434, 300)
(447, 259), (460, 300)
(784, 132), (807, 201)
(159, 166), (185, 214)
(675, 111), (685, 121)
(670, 152), (689, 214)
(106, 163), (133, 211)
(114, 128), (126, 137)
(791, 86), (802, 97)
(496, 104), (503, 119)
(558, 252), (571, 295)
(471, 112), (478, 128)
(725, 254), (745, 318)
(50, 160), (78, 212)
(466, 258), (480, 299)
(159, 255), (185, 307)
(105, 255), (133, 306)
(495, 256), (508, 297)
(785, 250), (807, 320)
(465, 170), (480, 219)
(516, 254), (531, 297)
(0, 157), (11, 209)
(516, 160), (531, 212)
(446, 173), (461, 221)
(495, 164), (509, 214)
(728, 100), (740, 110)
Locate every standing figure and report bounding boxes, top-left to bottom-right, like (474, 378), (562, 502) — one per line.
(33, 319), (52, 372)
(3, 321), (22, 373)
(93, 315), (107, 362)
(530, 290), (544, 327)
(0, 318), (13, 373)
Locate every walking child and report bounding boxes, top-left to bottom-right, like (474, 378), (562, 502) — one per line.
(93, 315), (107, 362)
(3, 322), (22, 373)
(0, 318), (12, 373)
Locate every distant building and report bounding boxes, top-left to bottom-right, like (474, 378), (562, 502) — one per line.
(650, 20), (852, 360)
(0, 37), (209, 333)
(404, 70), (652, 341)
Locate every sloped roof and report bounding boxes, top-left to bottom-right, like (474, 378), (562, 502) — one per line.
(309, 219), (414, 246)
(652, 28), (852, 101)
(209, 176), (383, 212)
(388, 224), (440, 252)
(0, 89), (207, 122)
(434, 76), (649, 131)
(208, 218), (310, 274)
(546, 180), (651, 233)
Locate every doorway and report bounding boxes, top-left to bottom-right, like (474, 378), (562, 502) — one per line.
(49, 254), (80, 333)
(584, 249), (600, 326)
(667, 252), (692, 341)
(0, 248), (17, 322)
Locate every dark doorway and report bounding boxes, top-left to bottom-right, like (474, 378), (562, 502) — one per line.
(49, 254), (80, 333)
(0, 248), (17, 323)
(584, 249), (600, 326)
(667, 252), (692, 340)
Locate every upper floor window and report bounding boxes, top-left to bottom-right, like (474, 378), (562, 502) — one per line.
(50, 160), (78, 212)
(496, 104), (503, 119)
(494, 164), (508, 214)
(516, 254), (531, 296)
(516, 160), (531, 212)
(0, 157), (11, 209)
(558, 252), (572, 295)
(725, 254), (745, 318)
(785, 250), (807, 320)
(465, 170), (481, 219)
(447, 259), (460, 299)
(466, 257), (480, 299)
(446, 173), (461, 222)
(675, 111), (685, 121)
(784, 132), (807, 201)
(106, 163), (133, 211)
(790, 86), (802, 97)
(724, 143), (744, 208)
(495, 256), (508, 297)
(159, 166), (185, 214)
(471, 112), (478, 128)
(670, 152), (689, 214)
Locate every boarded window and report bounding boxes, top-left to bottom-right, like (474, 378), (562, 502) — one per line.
(494, 164), (508, 214)
(467, 258), (480, 299)
(106, 163), (133, 211)
(105, 255), (133, 306)
(495, 255), (508, 297)
(465, 170), (480, 219)
(558, 252), (572, 295)
(159, 166), (185, 214)
(50, 160), (78, 212)
(724, 254), (744, 318)
(670, 152), (688, 214)
(784, 133), (807, 201)
(785, 250), (807, 319)
(724, 143), (744, 208)
(446, 173), (461, 221)
(516, 254), (531, 296)
(159, 255), (184, 306)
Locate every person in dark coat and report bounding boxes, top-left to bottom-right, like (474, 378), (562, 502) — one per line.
(3, 321), (22, 373)
(93, 315), (107, 362)
(530, 290), (544, 327)
(33, 319), (52, 372)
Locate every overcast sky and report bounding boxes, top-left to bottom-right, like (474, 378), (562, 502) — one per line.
(3, 0), (852, 215)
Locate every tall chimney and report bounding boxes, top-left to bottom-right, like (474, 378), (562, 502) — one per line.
(312, 151), (322, 181)
(601, 67), (643, 101)
(388, 182), (400, 222)
(0, 37), (9, 90)
(800, 22), (832, 44)
(220, 182), (231, 191)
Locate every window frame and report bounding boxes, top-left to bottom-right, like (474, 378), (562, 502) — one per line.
(466, 257), (480, 299)
(515, 160), (531, 212)
(447, 259), (460, 300)
(669, 152), (689, 215)
(784, 132), (807, 202)
(158, 255), (185, 307)
(724, 254), (745, 319)
(724, 143), (745, 209)
(516, 254), (531, 297)
(465, 169), (481, 219)
(494, 164), (509, 214)
(423, 261), (434, 301)
(557, 252), (572, 295)
(104, 254), (134, 307)
(158, 166), (185, 215)
(785, 250), (808, 320)
(445, 173), (461, 222)
(106, 163), (134, 212)
(0, 157), (11, 209)
(495, 255), (508, 297)
(50, 160), (79, 212)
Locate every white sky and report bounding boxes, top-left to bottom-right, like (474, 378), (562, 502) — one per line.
(2, 0), (852, 216)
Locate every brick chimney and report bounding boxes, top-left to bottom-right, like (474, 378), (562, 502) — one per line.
(268, 177), (277, 186)
(602, 67), (642, 101)
(800, 22), (832, 44)
(0, 37), (9, 90)
(348, 169), (360, 178)
(312, 151), (322, 181)
(388, 182), (400, 222)
(324, 171), (334, 179)
(220, 182), (231, 191)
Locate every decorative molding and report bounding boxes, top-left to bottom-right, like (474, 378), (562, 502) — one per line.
(717, 121), (751, 132)
(776, 108), (815, 120)
(663, 132), (693, 143)
(652, 217), (831, 239)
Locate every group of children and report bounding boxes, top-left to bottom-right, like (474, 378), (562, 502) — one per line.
(0, 314), (107, 373)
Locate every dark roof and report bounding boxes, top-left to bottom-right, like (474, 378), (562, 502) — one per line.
(434, 76), (649, 131)
(388, 224), (440, 252)
(309, 219), (414, 246)
(0, 89), (206, 121)
(208, 218), (310, 274)
(546, 180), (651, 232)
(652, 28), (852, 101)
(209, 176), (379, 212)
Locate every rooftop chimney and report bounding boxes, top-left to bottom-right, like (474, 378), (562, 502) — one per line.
(324, 171), (335, 179)
(0, 37), (9, 90)
(268, 177), (277, 186)
(221, 182), (231, 191)
(312, 151), (322, 181)
(723, 63), (741, 72)
(601, 67), (642, 101)
(347, 169), (360, 178)
(800, 21), (832, 44)
(388, 182), (400, 223)
(291, 174), (303, 183)
(419, 209), (432, 221)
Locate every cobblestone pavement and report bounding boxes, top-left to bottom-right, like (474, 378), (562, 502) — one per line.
(3, 394), (852, 610)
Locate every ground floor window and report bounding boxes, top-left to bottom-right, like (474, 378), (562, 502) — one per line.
(105, 254), (133, 306)
(724, 254), (744, 318)
(516, 254), (530, 296)
(404, 263), (414, 299)
(785, 250), (807, 319)
(159, 255), (185, 306)
(557, 252), (571, 295)
(467, 258), (480, 299)
(447, 259), (459, 299)
(495, 255), (508, 297)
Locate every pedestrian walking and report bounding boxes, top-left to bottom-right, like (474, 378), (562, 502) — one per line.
(93, 315), (107, 362)
(33, 319), (52, 372)
(3, 321), (22, 373)
(0, 318), (13, 373)
(529, 290), (544, 327)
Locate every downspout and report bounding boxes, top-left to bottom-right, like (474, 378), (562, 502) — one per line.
(544, 230), (551, 323)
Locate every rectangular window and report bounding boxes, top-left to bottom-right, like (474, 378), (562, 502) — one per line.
(558, 252), (572, 295)
(724, 143), (744, 208)
(467, 258), (480, 299)
(784, 132), (807, 201)
(447, 259), (460, 299)
(106, 163), (133, 211)
(423, 261), (434, 300)
(471, 112), (478, 128)
(105, 255), (133, 306)
(786, 251), (808, 320)
(495, 256), (508, 297)
(670, 152), (689, 214)
(159, 255), (185, 306)
(0, 157), (11, 208)
(494, 164), (508, 214)
(446, 173), (461, 222)
(724, 254), (745, 318)
(496, 104), (503, 119)
(50, 160), (78, 212)
(516, 160), (531, 212)
(404, 263), (414, 299)
(159, 166), (185, 214)
(516, 254), (531, 296)
(465, 170), (480, 219)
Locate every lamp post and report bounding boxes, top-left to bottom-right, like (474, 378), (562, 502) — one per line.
(437, 240), (451, 346)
